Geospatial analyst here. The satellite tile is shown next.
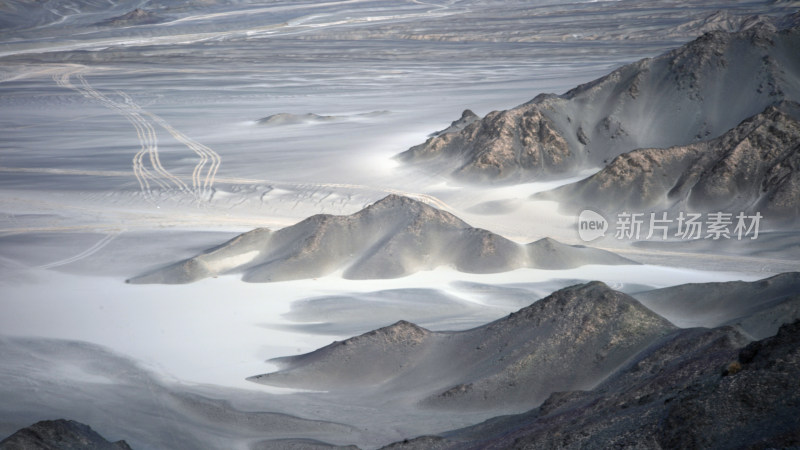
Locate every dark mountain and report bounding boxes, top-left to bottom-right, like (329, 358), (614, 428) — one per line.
(249, 282), (675, 410)
(0, 419), (132, 450)
(397, 23), (800, 182)
(537, 102), (800, 221)
(381, 319), (800, 450)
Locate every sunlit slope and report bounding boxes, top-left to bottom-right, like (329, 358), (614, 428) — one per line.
(127, 195), (634, 284)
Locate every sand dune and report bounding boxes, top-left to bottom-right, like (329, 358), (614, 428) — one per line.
(397, 22), (800, 182)
(526, 237), (632, 269)
(249, 282), (675, 410)
(250, 439), (359, 450)
(537, 101), (800, 222)
(128, 195), (635, 284)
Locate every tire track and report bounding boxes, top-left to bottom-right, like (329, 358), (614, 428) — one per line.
(36, 232), (121, 270)
(131, 97), (222, 198)
(75, 73), (190, 195)
(53, 69), (225, 201)
(53, 70), (166, 197)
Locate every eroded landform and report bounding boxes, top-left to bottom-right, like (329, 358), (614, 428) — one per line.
(1, 1), (799, 449)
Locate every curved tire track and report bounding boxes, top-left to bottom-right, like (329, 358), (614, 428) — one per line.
(36, 232), (121, 270)
(53, 68), (222, 201)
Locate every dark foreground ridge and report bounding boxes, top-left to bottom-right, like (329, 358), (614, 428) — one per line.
(380, 319), (800, 449)
(0, 419), (132, 450)
(127, 195), (634, 284)
(249, 282), (675, 410)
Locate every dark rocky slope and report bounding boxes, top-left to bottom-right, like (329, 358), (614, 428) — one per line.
(0, 419), (132, 450)
(381, 319), (800, 449)
(538, 101), (800, 222)
(398, 24), (800, 182)
(249, 282), (675, 411)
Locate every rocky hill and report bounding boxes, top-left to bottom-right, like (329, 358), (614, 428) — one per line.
(127, 195), (634, 284)
(381, 319), (800, 450)
(249, 282), (675, 410)
(397, 23), (800, 182)
(0, 419), (133, 450)
(537, 101), (800, 221)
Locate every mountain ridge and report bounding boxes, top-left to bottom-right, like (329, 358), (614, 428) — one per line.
(249, 282), (675, 410)
(536, 101), (800, 221)
(128, 195), (634, 284)
(397, 23), (800, 183)
(379, 318), (800, 450)
(0, 419), (133, 450)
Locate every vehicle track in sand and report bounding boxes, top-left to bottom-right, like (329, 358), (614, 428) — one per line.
(52, 68), (222, 201)
(132, 97), (222, 199)
(35, 232), (121, 270)
(53, 70), (170, 198)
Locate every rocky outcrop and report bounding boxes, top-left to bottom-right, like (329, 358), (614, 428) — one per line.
(0, 419), (132, 450)
(99, 9), (163, 27)
(538, 101), (800, 221)
(398, 24), (800, 182)
(428, 109), (480, 137)
(398, 103), (573, 181)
